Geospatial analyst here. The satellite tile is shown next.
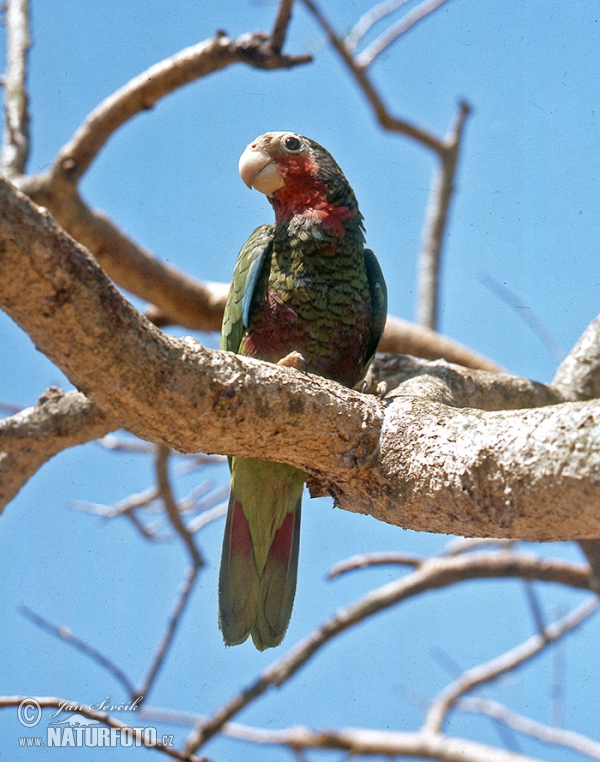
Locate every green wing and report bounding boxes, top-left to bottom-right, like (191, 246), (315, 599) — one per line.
(363, 248), (388, 372)
(220, 224), (274, 353)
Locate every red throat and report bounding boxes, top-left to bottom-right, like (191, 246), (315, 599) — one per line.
(270, 154), (354, 237)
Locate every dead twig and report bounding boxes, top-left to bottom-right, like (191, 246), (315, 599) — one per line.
(425, 597), (599, 733)
(1, 0), (30, 177)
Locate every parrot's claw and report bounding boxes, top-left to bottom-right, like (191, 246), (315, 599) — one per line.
(278, 351), (308, 373)
(376, 381), (388, 399)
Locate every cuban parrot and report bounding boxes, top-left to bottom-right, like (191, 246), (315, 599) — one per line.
(219, 132), (387, 649)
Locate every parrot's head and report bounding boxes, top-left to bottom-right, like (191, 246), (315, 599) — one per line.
(238, 132), (360, 232)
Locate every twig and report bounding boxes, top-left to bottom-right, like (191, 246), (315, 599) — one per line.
(327, 551), (423, 578)
(0, 696), (208, 762)
(271, 0), (295, 54)
(98, 434), (156, 453)
(358, 0), (456, 68)
(300, 0), (444, 153)
(47, 33), (311, 185)
(0, 400), (22, 414)
(424, 597), (599, 733)
(443, 537), (515, 555)
(300, 0), (470, 330)
(480, 274), (566, 363)
(1, 0), (30, 178)
(186, 502), (228, 534)
(346, 0), (413, 54)
(458, 697), (600, 761)
(183, 551), (590, 753)
(430, 645), (520, 752)
(155, 445), (204, 569)
(135, 566), (199, 702)
(416, 100), (471, 328)
(522, 580), (546, 635)
(18, 606), (137, 697)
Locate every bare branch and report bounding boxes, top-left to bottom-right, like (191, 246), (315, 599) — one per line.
(18, 606), (137, 697)
(367, 354), (563, 409)
(480, 274), (566, 363)
(443, 537), (515, 555)
(553, 314), (600, 401)
(458, 697), (600, 761)
(416, 100), (471, 328)
(136, 566), (199, 702)
(213, 722), (543, 762)
(0, 696), (208, 762)
(358, 0), (455, 68)
(186, 502), (228, 534)
(43, 33), (310, 185)
(328, 551), (423, 578)
(1, 0), (30, 178)
(271, 0), (295, 54)
(0, 387), (116, 511)
(425, 597), (599, 733)
(378, 316), (501, 371)
(155, 445), (204, 569)
(346, 0), (413, 54)
(184, 551), (589, 752)
(300, 0), (445, 153)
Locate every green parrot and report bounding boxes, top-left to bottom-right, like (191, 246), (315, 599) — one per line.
(219, 132), (387, 649)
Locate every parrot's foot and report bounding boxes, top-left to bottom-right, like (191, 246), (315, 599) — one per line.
(278, 351), (308, 372)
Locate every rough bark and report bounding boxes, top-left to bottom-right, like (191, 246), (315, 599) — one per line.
(0, 177), (599, 540)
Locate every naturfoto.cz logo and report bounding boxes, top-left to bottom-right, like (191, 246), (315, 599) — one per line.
(16, 698), (175, 749)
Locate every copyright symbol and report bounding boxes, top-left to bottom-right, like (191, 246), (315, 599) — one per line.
(18, 698), (42, 727)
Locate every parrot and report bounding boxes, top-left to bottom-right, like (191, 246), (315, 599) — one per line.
(219, 132), (387, 649)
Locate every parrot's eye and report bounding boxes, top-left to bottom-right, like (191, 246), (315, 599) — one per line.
(283, 135), (302, 153)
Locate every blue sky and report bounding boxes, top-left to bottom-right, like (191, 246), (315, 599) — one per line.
(1, 2), (599, 760)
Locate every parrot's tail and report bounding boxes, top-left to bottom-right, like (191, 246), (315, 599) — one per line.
(218, 461), (304, 650)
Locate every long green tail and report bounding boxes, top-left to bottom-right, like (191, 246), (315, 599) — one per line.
(218, 458), (305, 650)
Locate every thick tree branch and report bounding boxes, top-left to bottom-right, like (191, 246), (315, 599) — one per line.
(0, 388), (116, 510)
(377, 317), (501, 371)
(553, 314), (600, 401)
(0, 178), (599, 538)
(1, 0), (31, 178)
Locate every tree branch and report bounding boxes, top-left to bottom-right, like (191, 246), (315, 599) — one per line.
(425, 597), (599, 733)
(213, 722), (543, 762)
(458, 697), (600, 760)
(0, 178), (599, 539)
(1, 0), (30, 178)
(416, 101), (471, 328)
(184, 551), (589, 752)
(46, 33), (310, 185)
(553, 314), (600, 401)
(300, 0), (445, 153)
(271, 0), (296, 54)
(358, 0), (455, 69)
(0, 387), (116, 511)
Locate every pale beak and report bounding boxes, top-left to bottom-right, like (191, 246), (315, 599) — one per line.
(238, 145), (285, 197)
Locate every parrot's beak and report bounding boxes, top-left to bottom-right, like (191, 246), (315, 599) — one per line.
(238, 145), (285, 197)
